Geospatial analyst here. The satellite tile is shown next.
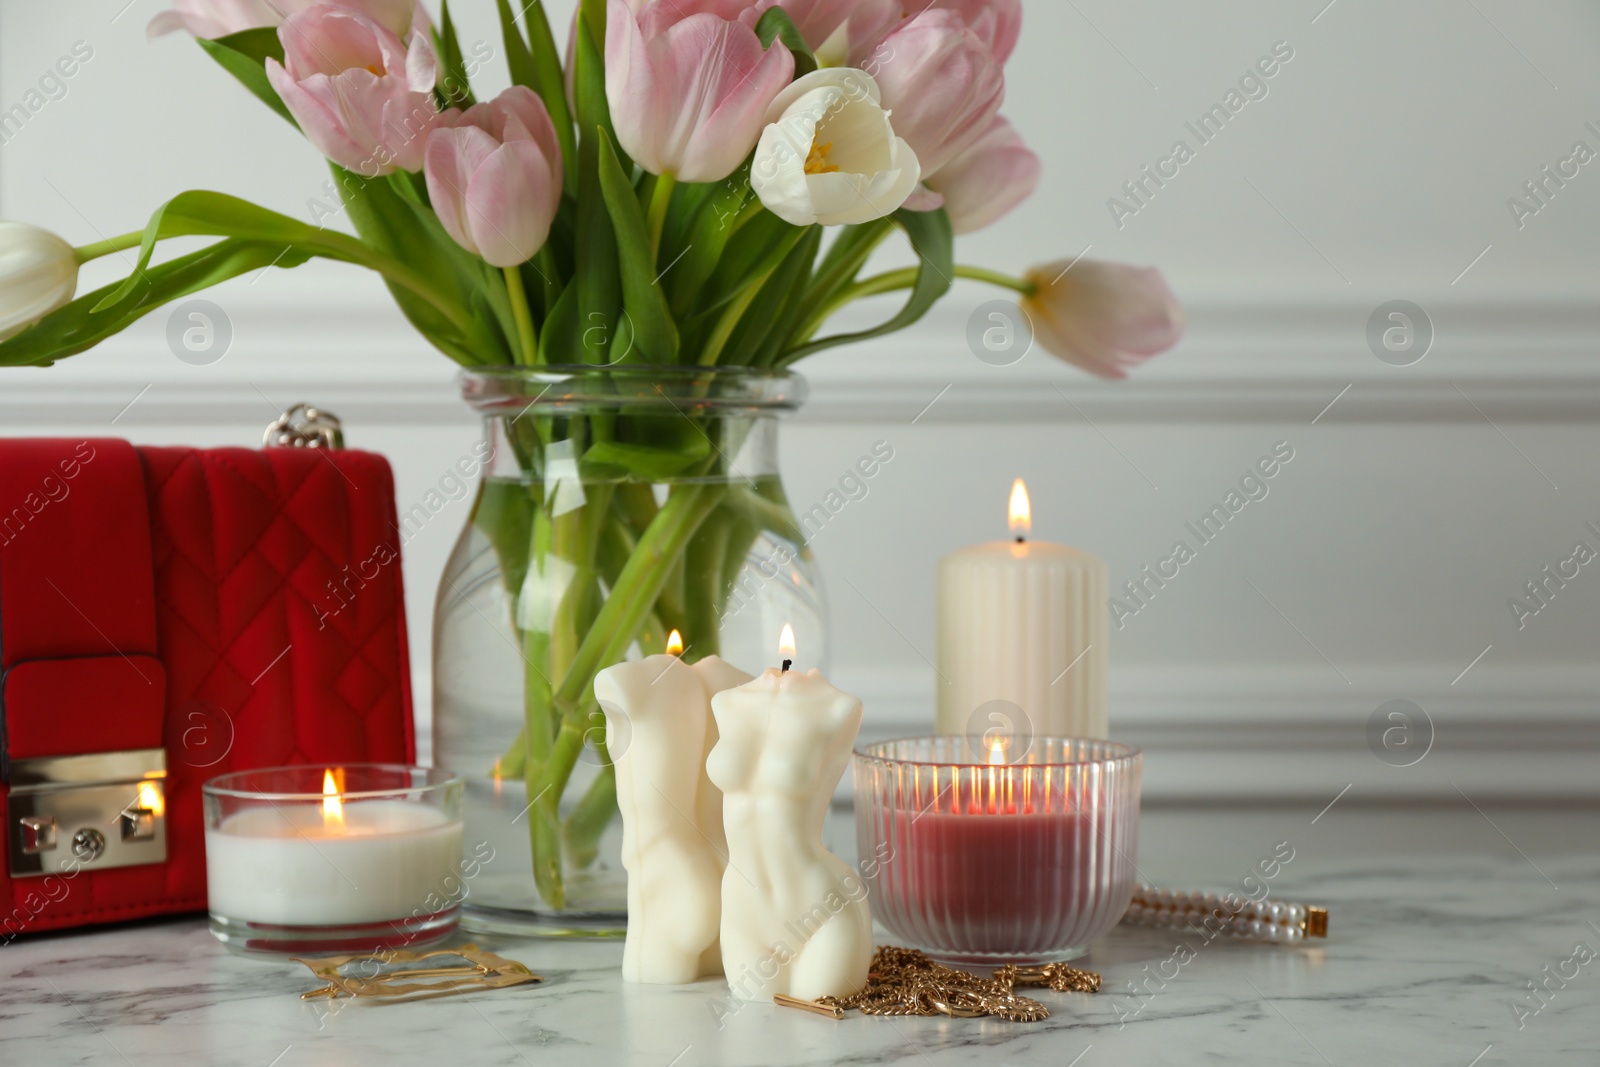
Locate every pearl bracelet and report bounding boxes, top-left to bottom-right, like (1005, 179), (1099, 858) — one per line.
(1121, 886), (1330, 944)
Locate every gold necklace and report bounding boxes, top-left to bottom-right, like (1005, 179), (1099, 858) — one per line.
(795, 946), (1100, 1024)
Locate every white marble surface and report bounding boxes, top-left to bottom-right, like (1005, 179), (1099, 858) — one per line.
(3, 806), (1598, 1066)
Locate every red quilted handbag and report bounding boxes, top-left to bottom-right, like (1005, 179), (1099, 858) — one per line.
(0, 434), (415, 937)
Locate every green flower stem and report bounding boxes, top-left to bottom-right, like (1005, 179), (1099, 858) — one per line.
(683, 506), (731, 657)
(697, 283), (765, 366)
(553, 481), (719, 715)
(789, 219), (896, 344)
(73, 232), (144, 264)
(562, 764), (617, 870)
(612, 484), (686, 627)
(726, 484), (806, 546)
(269, 226), (482, 342)
(615, 481), (660, 534)
(598, 512), (672, 649)
(548, 476), (611, 688)
(956, 264), (1037, 295)
(547, 510), (586, 689)
(557, 520), (673, 870)
(814, 264), (1037, 330)
(716, 510), (760, 627)
(509, 474), (612, 907)
(646, 173), (676, 263)
(534, 245), (563, 314)
(524, 482), (722, 822)
(504, 266), (538, 365)
(520, 505), (562, 906)
(728, 197), (766, 234)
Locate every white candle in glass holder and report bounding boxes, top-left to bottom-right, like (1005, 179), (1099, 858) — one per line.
(935, 480), (1109, 740)
(205, 773), (463, 927)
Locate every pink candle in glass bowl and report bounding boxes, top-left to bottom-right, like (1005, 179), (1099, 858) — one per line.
(853, 736), (1141, 967)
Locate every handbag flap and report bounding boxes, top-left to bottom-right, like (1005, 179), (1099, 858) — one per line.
(139, 447), (415, 770)
(0, 439), (167, 764)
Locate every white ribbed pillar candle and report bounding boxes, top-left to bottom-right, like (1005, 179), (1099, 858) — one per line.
(934, 481), (1109, 740)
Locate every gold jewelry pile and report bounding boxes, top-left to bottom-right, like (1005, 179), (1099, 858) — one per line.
(792, 946), (1100, 1023)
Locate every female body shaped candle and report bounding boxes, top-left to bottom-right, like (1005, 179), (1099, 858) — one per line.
(707, 668), (872, 1002)
(595, 652), (752, 984)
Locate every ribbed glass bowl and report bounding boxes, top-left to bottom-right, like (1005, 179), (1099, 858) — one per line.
(853, 736), (1141, 966)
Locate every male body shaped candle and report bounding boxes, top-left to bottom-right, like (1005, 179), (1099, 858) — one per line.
(707, 668), (872, 1001)
(595, 654), (752, 984)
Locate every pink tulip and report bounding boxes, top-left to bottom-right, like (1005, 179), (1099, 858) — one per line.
(1022, 261), (1185, 379)
(606, 0), (794, 182)
(638, 0), (756, 29)
(148, 0), (415, 40)
(424, 87), (564, 268)
(863, 10), (1004, 179)
(750, 0), (901, 61)
(265, 6), (440, 176)
(925, 116), (1038, 234)
(897, 0), (1021, 63)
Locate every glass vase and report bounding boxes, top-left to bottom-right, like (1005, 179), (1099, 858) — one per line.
(433, 366), (826, 935)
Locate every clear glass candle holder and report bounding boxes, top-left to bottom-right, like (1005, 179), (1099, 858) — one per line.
(853, 736), (1141, 967)
(203, 765), (465, 957)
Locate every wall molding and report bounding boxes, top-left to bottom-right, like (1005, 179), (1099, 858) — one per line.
(405, 662), (1600, 803)
(839, 663), (1600, 803)
(4, 297), (1599, 426)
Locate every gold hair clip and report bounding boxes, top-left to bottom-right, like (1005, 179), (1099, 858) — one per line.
(292, 943), (541, 1001)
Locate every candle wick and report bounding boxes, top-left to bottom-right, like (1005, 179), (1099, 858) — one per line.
(781, 659), (792, 673)
(1015, 536), (1026, 544)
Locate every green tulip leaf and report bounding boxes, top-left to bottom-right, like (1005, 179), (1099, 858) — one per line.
(197, 28), (295, 126)
(779, 208), (954, 364)
(698, 210), (805, 315)
(734, 226), (823, 365)
(495, 0), (541, 96)
(332, 170), (515, 364)
(571, 11), (624, 364)
(474, 477), (537, 598)
(578, 439), (709, 482)
(794, 216), (895, 327)
(596, 132), (679, 363)
(89, 189), (499, 365)
(753, 8), (818, 79)
(0, 239), (312, 368)
(573, 0), (622, 164)
(511, 0), (578, 192)
(665, 174), (752, 320)
(435, 1), (477, 109)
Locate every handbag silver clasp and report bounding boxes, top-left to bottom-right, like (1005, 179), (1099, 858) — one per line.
(7, 749), (167, 877)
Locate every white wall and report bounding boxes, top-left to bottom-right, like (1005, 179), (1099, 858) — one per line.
(4, 1), (1599, 801)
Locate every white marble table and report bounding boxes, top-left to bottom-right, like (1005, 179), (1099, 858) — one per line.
(3, 807), (1597, 1066)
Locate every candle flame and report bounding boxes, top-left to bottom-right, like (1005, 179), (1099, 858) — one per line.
(491, 759), (503, 800)
(137, 781), (164, 818)
(779, 623), (796, 660)
(322, 768), (344, 826)
(666, 629), (685, 656)
(1008, 479), (1031, 537)
(988, 737), (1008, 766)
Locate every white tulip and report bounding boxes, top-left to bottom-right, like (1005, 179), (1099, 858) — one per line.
(750, 68), (920, 227)
(0, 222), (78, 341)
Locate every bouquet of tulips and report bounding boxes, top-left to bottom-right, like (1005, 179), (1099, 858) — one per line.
(0, 0), (1183, 910)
